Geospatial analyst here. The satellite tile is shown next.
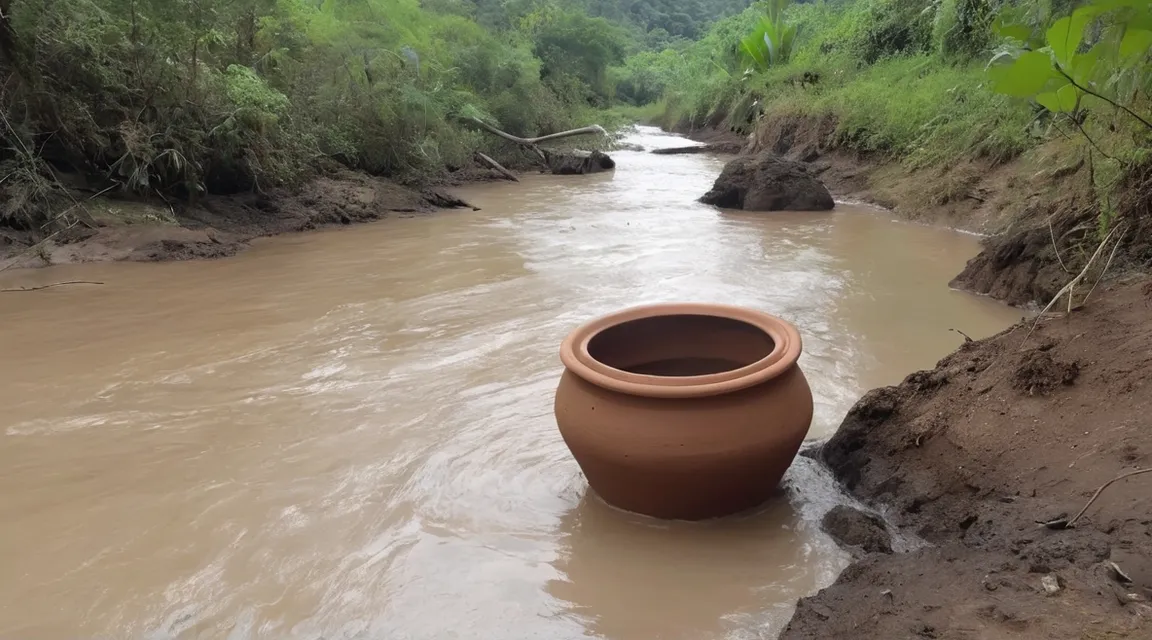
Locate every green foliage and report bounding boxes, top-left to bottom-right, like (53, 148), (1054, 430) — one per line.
(0, 0), (627, 225)
(461, 0), (752, 41)
(847, 0), (938, 64)
(521, 6), (629, 105)
(933, 0), (1002, 59)
(576, 0), (753, 40)
(988, 0), (1152, 123)
(624, 0), (1041, 166)
(987, 0), (1152, 238)
(740, 0), (797, 71)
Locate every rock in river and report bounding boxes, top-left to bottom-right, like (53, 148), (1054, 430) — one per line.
(700, 153), (834, 211)
(545, 149), (616, 175)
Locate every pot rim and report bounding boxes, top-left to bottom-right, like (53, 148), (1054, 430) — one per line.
(559, 303), (803, 398)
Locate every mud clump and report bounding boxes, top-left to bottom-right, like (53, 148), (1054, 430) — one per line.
(1011, 351), (1080, 395)
(821, 505), (892, 555)
(950, 222), (1072, 306)
(785, 279), (1152, 640)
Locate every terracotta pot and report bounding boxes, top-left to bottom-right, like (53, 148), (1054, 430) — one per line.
(554, 303), (813, 520)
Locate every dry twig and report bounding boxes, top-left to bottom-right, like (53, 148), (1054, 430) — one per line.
(1020, 223), (1125, 349)
(1066, 468), (1152, 528)
(1, 280), (104, 292)
(1049, 217), (1070, 274)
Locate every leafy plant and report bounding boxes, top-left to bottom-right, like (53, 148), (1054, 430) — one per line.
(739, 0), (796, 72)
(987, 0), (1152, 127)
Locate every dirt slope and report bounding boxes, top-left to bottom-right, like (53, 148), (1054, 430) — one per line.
(782, 278), (1152, 639)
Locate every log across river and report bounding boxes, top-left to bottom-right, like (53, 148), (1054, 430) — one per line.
(0, 127), (1023, 639)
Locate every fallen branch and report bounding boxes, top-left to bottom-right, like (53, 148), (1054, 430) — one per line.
(1, 280), (105, 292)
(1066, 468), (1152, 528)
(465, 118), (606, 146)
(474, 152), (518, 182)
(464, 117), (608, 167)
(1080, 226), (1126, 307)
(950, 328), (974, 343)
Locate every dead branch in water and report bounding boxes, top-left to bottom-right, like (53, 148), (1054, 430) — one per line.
(1, 280), (105, 292)
(1066, 468), (1152, 528)
(465, 117), (606, 147)
(474, 152), (518, 182)
(464, 117), (608, 170)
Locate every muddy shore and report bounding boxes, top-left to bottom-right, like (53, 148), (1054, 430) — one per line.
(782, 278), (1152, 639)
(0, 170), (486, 271)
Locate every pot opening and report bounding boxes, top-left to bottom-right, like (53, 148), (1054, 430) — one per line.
(586, 314), (775, 377)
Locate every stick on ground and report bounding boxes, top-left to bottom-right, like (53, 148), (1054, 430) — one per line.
(1066, 468), (1152, 528)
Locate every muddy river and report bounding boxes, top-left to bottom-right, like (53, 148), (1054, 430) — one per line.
(0, 127), (1024, 639)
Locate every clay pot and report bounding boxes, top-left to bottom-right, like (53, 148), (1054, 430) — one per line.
(554, 303), (813, 520)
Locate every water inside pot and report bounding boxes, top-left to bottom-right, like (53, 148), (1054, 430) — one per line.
(587, 314), (774, 377)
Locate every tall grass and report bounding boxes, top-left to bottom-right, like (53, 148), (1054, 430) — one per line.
(625, 0), (1040, 168)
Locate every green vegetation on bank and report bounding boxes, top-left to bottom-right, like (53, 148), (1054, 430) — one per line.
(618, 0), (1151, 176)
(5, 0), (738, 230)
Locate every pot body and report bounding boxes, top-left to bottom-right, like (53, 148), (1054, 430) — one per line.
(554, 305), (814, 520)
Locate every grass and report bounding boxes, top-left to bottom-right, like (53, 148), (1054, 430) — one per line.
(659, 53), (1038, 170)
(773, 57), (1035, 168)
(638, 0), (1044, 171)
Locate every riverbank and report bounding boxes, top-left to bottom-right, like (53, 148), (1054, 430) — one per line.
(782, 276), (1152, 639)
(0, 170), (488, 271)
(685, 119), (1141, 308)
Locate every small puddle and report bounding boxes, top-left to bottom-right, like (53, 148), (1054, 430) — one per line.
(0, 127), (1023, 639)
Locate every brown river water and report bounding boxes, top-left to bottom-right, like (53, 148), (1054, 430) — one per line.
(0, 127), (1024, 639)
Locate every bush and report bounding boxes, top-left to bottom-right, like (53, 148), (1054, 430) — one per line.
(0, 0), (621, 227)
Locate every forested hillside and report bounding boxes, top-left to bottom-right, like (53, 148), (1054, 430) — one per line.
(0, 0), (654, 232)
(457, 0), (752, 41)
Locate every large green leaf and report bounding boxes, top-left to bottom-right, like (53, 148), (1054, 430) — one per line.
(1046, 7), (1099, 67)
(1119, 28), (1152, 59)
(1069, 46), (1102, 85)
(740, 33), (767, 70)
(994, 19), (1035, 44)
(993, 7), (1045, 48)
(781, 24), (796, 63)
(1036, 83), (1081, 113)
(988, 50), (1059, 97)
